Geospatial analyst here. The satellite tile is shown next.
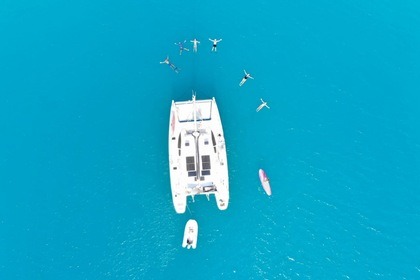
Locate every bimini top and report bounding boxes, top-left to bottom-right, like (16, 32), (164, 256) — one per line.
(168, 94), (229, 214)
(175, 100), (212, 122)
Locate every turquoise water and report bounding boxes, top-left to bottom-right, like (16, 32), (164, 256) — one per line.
(1, 0), (420, 279)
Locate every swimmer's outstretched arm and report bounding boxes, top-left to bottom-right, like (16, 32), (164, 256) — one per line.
(160, 56), (169, 64)
(244, 70), (254, 79)
(261, 99), (270, 109)
(256, 99), (270, 112)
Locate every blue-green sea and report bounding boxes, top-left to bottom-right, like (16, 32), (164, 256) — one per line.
(1, 0), (419, 279)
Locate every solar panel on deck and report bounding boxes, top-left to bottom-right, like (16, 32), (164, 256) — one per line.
(202, 155), (211, 170)
(186, 156), (195, 171)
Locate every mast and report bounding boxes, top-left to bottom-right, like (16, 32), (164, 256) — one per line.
(192, 92), (201, 183)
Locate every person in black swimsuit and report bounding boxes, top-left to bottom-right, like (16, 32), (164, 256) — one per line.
(209, 38), (222, 52)
(239, 70), (254, 86)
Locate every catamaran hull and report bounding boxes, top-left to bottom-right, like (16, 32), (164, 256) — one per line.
(168, 103), (187, 214)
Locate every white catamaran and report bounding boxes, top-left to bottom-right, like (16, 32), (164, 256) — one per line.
(168, 93), (229, 214)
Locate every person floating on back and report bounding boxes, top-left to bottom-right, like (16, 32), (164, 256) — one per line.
(190, 38), (200, 53)
(239, 70), (253, 86)
(160, 56), (180, 73)
(209, 38), (222, 52)
(175, 40), (189, 55)
(256, 98), (270, 112)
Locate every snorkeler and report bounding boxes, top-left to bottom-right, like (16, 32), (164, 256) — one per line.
(160, 56), (180, 73)
(239, 70), (253, 86)
(175, 40), (189, 55)
(209, 38), (222, 52)
(190, 38), (200, 52)
(256, 98), (270, 112)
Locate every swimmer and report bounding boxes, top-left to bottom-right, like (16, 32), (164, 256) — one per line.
(239, 70), (253, 86)
(209, 38), (222, 52)
(175, 40), (189, 55)
(256, 98), (270, 112)
(160, 56), (180, 73)
(190, 38), (200, 52)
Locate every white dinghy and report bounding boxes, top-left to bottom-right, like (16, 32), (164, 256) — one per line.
(182, 219), (198, 249)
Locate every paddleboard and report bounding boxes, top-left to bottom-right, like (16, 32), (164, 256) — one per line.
(182, 219), (198, 249)
(259, 169), (272, 196)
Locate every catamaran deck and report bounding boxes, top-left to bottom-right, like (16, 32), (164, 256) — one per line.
(168, 96), (229, 214)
